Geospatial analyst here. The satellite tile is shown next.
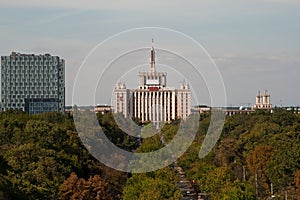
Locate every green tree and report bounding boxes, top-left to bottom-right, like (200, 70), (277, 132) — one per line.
(266, 131), (300, 189)
(221, 181), (256, 200)
(123, 168), (182, 200)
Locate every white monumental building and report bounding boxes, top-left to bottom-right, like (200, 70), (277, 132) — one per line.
(113, 45), (191, 124)
(253, 90), (272, 109)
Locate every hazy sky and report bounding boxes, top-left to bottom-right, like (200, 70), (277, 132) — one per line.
(0, 0), (299, 106)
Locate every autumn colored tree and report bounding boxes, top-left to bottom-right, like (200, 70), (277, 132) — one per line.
(246, 145), (273, 197)
(295, 170), (300, 195)
(59, 172), (111, 200)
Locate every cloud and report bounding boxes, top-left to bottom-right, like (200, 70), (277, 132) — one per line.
(213, 53), (300, 74)
(0, 0), (184, 11)
(262, 0), (299, 3)
(1, 0), (299, 11)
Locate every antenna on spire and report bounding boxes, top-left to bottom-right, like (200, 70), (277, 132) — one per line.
(150, 39), (155, 72)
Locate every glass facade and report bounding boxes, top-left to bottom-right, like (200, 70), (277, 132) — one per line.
(1, 52), (65, 114)
(25, 98), (60, 114)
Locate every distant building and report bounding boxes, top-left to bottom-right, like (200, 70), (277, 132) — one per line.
(65, 105), (73, 115)
(1, 52), (65, 114)
(225, 106), (254, 116)
(253, 90), (272, 110)
(192, 105), (211, 114)
(113, 43), (191, 125)
(192, 105), (255, 116)
(94, 104), (112, 114)
(113, 82), (131, 117)
(285, 107), (300, 114)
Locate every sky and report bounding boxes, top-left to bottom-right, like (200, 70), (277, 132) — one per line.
(0, 0), (299, 106)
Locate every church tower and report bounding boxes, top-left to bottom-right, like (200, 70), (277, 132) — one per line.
(253, 90), (272, 109)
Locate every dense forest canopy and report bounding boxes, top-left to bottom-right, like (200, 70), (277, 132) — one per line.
(178, 110), (300, 199)
(0, 109), (299, 199)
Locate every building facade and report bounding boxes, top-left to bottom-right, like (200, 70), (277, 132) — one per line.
(1, 52), (65, 114)
(192, 105), (211, 114)
(113, 82), (130, 117)
(253, 90), (272, 109)
(94, 104), (113, 114)
(113, 45), (191, 124)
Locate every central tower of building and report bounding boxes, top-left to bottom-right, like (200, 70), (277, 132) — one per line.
(114, 42), (191, 125)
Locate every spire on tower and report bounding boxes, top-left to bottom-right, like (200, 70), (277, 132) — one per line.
(150, 39), (155, 72)
(264, 90), (268, 95)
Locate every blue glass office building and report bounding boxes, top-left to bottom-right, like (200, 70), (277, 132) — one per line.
(1, 52), (65, 114)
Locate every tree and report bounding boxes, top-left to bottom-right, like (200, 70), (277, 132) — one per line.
(0, 111), (92, 199)
(3, 143), (72, 199)
(122, 168), (182, 200)
(59, 172), (111, 200)
(214, 137), (241, 167)
(266, 131), (300, 189)
(246, 145), (273, 198)
(295, 170), (300, 195)
(221, 181), (256, 200)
